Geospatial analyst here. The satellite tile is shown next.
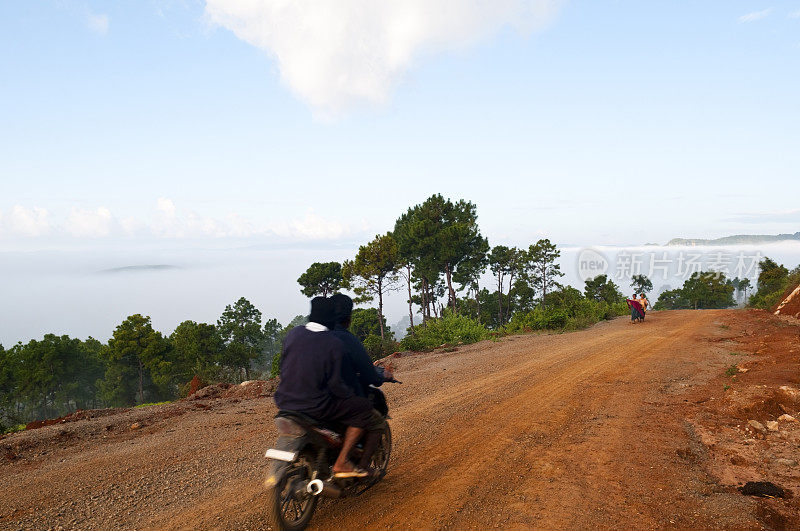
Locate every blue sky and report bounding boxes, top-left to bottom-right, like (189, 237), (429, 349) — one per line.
(2, 0), (800, 249)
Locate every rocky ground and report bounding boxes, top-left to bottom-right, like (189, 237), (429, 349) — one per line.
(1, 309), (798, 529)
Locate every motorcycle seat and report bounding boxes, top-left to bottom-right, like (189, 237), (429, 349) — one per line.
(276, 410), (343, 447)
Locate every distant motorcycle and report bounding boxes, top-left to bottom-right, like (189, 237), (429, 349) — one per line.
(263, 380), (399, 530)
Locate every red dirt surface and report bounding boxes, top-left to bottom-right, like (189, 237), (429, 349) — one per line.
(1, 309), (798, 529)
(186, 375), (205, 397)
(774, 283), (800, 319)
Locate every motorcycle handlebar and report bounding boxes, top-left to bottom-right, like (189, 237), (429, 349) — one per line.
(384, 377), (402, 384)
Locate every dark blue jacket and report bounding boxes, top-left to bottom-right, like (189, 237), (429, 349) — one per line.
(332, 324), (384, 397)
(274, 325), (353, 416)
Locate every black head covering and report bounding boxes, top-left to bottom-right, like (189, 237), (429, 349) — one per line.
(331, 293), (354, 324)
(308, 296), (336, 330)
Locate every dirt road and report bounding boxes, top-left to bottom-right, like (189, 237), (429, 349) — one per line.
(2, 309), (799, 529)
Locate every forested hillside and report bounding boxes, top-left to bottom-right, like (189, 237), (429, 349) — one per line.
(0, 194), (651, 431)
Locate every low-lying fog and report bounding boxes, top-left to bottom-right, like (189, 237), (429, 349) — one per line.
(2, 242), (799, 346)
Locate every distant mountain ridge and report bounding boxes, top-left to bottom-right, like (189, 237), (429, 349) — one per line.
(97, 265), (180, 274)
(667, 232), (800, 246)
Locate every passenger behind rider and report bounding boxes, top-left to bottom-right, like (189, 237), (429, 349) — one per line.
(273, 297), (383, 478)
(330, 293), (393, 396)
(330, 294), (392, 471)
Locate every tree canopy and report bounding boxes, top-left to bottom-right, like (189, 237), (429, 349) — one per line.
(654, 272), (735, 310)
(585, 275), (625, 305)
(297, 262), (343, 297)
(630, 274), (653, 296)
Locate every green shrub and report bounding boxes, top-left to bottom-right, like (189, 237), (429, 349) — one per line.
(1, 423), (26, 435)
(350, 308), (393, 342)
(400, 313), (490, 351)
(748, 259), (799, 309)
(270, 352), (280, 378)
(504, 300), (627, 334)
(362, 334), (399, 360)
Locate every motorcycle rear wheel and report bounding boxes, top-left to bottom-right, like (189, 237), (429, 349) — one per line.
(370, 423), (392, 475)
(266, 458), (318, 531)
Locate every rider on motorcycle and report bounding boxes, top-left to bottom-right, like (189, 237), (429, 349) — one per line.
(330, 294), (392, 471)
(273, 297), (383, 478)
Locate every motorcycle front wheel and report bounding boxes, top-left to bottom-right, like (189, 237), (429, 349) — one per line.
(266, 457), (318, 531)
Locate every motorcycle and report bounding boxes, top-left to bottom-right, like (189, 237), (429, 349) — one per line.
(263, 380), (399, 530)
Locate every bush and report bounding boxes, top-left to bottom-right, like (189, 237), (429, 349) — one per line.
(400, 313), (490, 351)
(1, 423), (26, 435)
(350, 308), (393, 342)
(504, 299), (627, 334)
(270, 352), (280, 378)
(362, 334), (399, 360)
(749, 263), (800, 310)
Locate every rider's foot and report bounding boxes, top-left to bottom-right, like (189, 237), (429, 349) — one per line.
(332, 461), (369, 478)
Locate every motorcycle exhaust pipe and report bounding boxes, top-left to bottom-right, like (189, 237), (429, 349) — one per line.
(306, 479), (342, 498)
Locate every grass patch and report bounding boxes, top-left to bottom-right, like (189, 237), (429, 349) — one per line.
(719, 324), (730, 330)
(134, 401), (171, 409)
(1, 423), (26, 435)
(725, 365), (738, 377)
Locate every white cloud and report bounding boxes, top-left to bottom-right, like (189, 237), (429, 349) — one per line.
(205, 0), (561, 115)
(266, 210), (352, 240)
(153, 197), (228, 238)
(87, 12), (109, 35)
(66, 207), (114, 237)
(790, 9), (800, 19)
(3, 205), (52, 237)
(152, 199), (360, 240)
(739, 8), (772, 23)
(0, 200), (362, 243)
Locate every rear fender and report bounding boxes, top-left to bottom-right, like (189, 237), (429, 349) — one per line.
(264, 418), (309, 488)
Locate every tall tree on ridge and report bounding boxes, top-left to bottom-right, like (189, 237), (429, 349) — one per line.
(217, 297), (264, 381)
(170, 321), (222, 382)
(103, 314), (171, 406)
(394, 194), (485, 315)
(343, 233), (401, 340)
(453, 235), (490, 318)
(527, 239), (564, 308)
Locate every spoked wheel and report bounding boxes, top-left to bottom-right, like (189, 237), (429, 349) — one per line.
(266, 457), (318, 531)
(370, 423), (392, 477)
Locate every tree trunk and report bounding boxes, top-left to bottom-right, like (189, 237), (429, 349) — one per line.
(474, 280), (481, 322)
(138, 358), (144, 405)
(427, 281), (436, 318)
(421, 278), (428, 321)
(377, 277), (385, 340)
(497, 272), (503, 326)
(541, 264), (547, 308)
(406, 265), (415, 333)
(445, 264), (457, 313)
(505, 271), (515, 323)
